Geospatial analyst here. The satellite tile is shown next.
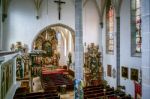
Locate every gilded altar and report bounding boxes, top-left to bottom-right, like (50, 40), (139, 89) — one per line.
(33, 28), (59, 66)
(84, 43), (102, 86)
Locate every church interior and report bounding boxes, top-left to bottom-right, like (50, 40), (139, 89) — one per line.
(0, 0), (150, 99)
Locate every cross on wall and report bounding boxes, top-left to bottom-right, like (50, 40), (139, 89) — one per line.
(54, 0), (66, 20)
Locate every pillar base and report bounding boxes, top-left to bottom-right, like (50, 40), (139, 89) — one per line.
(74, 79), (84, 99)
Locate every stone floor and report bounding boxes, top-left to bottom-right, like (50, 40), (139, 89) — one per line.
(60, 91), (74, 99)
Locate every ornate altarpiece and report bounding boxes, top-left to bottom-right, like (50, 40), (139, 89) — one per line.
(33, 28), (59, 66)
(84, 43), (102, 86)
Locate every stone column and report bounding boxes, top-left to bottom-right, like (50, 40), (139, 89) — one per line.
(141, 0), (150, 98)
(74, 0), (84, 99)
(112, 0), (122, 87)
(75, 0), (83, 81)
(116, 16), (120, 86)
(100, 22), (104, 80)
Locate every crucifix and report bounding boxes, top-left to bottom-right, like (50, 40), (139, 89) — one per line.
(54, 0), (66, 20)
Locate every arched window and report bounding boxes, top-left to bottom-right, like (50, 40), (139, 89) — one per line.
(56, 32), (62, 51)
(106, 0), (114, 54)
(131, 0), (141, 56)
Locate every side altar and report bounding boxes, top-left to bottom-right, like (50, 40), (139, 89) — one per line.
(84, 43), (102, 86)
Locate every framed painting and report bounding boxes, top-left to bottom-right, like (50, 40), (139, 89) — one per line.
(122, 66), (128, 78)
(107, 65), (112, 77)
(131, 68), (139, 81)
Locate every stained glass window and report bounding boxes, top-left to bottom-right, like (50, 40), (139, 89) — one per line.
(131, 0), (142, 56)
(106, 1), (114, 54)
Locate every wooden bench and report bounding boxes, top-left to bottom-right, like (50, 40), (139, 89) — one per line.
(14, 91), (60, 99)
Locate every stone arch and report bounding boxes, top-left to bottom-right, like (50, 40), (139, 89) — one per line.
(31, 23), (75, 50)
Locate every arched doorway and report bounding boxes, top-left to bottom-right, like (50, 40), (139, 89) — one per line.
(32, 23), (75, 67)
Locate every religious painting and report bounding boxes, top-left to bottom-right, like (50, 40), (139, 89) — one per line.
(131, 68), (139, 81)
(107, 65), (112, 77)
(106, 0), (114, 54)
(42, 41), (52, 57)
(33, 28), (58, 63)
(122, 66), (128, 78)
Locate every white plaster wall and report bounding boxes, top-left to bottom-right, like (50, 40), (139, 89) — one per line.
(83, 0), (100, 47)
(102, 0), (142, 97)
(102, 0), (141, 97)
(3, 0), (75, 51)
(102, 7), (117, 88)
(120, 0), (141, 97)
(3, 0), (101, 54)
(3, 0), (101, 51)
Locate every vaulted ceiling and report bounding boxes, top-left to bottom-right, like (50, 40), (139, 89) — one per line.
(1, 0), (122, 22)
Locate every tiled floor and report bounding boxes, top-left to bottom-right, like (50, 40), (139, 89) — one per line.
(60, 91), (74, 99)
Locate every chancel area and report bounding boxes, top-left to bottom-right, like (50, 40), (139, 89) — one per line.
(0, 0), (150, 99)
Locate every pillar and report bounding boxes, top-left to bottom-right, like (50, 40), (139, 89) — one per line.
(112, 0), (122, 87)
(74, 0), (84, 99)
(141, 0), (150, 98)
(75, 0), (83, 81)
(116, 16), (120, 87)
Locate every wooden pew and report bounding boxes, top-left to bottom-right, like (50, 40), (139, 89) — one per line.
(14, 91), (60, 99)
(84, 85), (115, 99)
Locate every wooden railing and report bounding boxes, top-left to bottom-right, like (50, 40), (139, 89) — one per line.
(0, 51), (20, 99)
